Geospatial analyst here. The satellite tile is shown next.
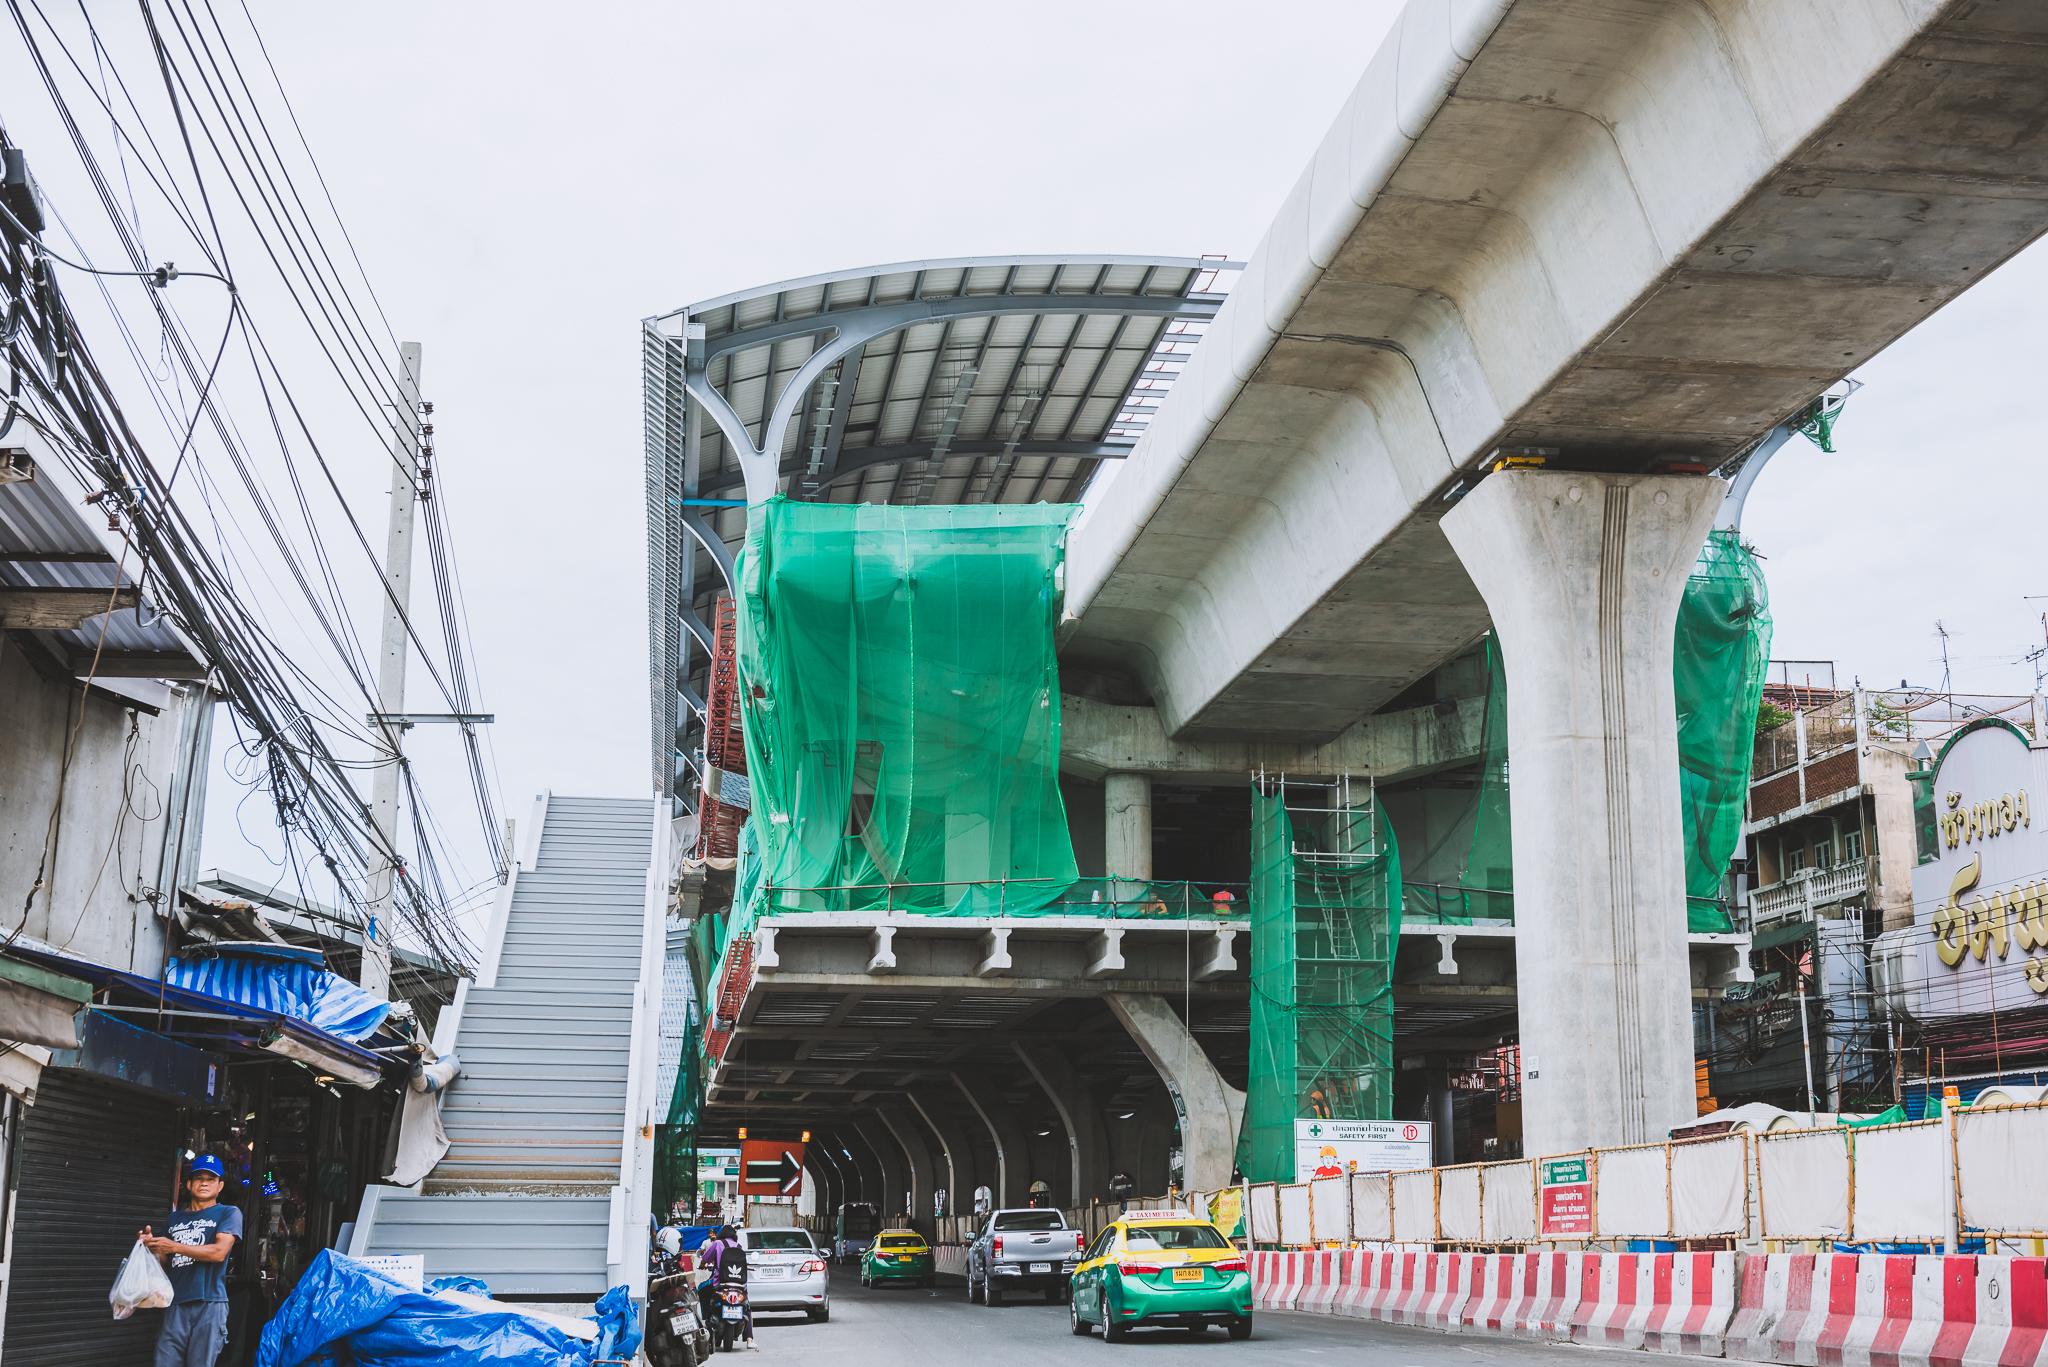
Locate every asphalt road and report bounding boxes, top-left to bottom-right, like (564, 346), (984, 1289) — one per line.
(734, 1269), (1722, 1365)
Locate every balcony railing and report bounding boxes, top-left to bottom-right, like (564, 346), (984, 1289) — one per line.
(1750, 860), (1868, 927)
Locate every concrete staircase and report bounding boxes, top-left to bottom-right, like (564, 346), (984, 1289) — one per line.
(356, 795), (662, 1299)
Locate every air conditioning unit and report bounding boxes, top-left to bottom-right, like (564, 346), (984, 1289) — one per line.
(0, 448), (34, 485)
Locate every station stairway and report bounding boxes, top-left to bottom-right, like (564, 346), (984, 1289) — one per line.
(354, 795), (663, 1299)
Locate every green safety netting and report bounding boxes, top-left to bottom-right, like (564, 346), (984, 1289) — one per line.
(1236, 783), (1402, 1183)
(1423, 530), (1771, 934)
(653, 999), (703, 1222)
(735, 498), (1081, 920)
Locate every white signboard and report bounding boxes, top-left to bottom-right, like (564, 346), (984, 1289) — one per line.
(1293, 1119), (1432, 1180)
(356, 1253), (425, 1290)
(1907, 721), (2047, 1018)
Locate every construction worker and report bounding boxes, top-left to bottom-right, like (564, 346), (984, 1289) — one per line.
(137, 1154), (242, 1367)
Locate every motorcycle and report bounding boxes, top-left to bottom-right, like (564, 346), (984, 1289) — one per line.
(647, 1270), (712, 1366)
(709, 1273), (750, 1354)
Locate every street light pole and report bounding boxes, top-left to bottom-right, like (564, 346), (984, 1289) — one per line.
(361, 341), (423, 999)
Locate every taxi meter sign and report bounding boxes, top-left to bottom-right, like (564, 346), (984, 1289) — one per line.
(1293, 1119), (1432, 1179)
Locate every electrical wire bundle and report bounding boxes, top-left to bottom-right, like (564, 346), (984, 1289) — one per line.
(1, 0), (508, 979)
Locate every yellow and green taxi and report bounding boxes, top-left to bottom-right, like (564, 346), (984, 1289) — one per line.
(1068, 1215), (1251, 1342)
(859, 1228), (935, 1288)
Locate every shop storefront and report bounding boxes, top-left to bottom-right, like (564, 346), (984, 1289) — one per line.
(1881, 715), (2048, 1103)
(0, 944), (416, 1366)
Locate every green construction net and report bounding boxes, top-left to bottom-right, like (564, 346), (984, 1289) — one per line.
(653, 998), (703, 1221)
(1425, 530), (1771, 933)
(1236, 782), (1402, 1183)
(735, 498), (1081, 921)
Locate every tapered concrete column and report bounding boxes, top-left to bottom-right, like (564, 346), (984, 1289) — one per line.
(1106, 992), (1244, 1190)
(1440, 469), (1721, 1153)
(910, 1088), (983, 1220)
(953, 1070), (1031, 1207)
(852, 1117), (910, 1224)
(878, 1107), (938, 1233)
(1014, 1042), (1110, 1206)
(1104, 772), (1152, 895)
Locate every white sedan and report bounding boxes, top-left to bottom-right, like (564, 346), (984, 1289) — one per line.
(741, 1227), (830, 1321)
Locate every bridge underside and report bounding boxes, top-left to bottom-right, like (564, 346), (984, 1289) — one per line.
(1064, 0), (2048, 743)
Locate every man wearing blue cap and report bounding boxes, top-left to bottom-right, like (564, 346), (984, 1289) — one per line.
(137, 1154), (243, 1367)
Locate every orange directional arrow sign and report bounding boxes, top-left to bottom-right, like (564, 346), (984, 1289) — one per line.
(738, 1138), (805, 1197)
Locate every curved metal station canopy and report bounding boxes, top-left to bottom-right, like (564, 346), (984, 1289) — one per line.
(644, 254), (1237, 809)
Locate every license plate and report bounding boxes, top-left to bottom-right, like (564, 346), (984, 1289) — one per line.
(1173, 1267), (1203, 1283)
(721, 1306), (746, 1321)
(1029, 1262), (1051, 1273)
(758, 1266), (787, 1279)
(669, 1313), (692, 1335)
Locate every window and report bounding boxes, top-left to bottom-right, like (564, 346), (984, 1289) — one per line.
(1812, 840), (1833, 870)
(1784, 844), (1808, 875)
(1085, 1227), (1115, 1260)
(992, 1211), (1068, 1232)
(1842, 829), (1863, 864)
(747, 1229), (815, 1251)
(1120, 1224), (1230, 1251)
(879, 1234), (925, 1250)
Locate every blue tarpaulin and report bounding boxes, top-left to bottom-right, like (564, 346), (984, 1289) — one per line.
(165, 954), (392, 1041)
(257, 1252), (639, 1367)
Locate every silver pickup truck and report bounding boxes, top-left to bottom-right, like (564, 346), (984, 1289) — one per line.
(965, 1208), (1084, 1305)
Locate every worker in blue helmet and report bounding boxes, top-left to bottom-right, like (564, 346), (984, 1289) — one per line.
(137, 1153), (243, 1367)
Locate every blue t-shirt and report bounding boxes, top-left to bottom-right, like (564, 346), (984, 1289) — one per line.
(161, 1202), (243, 1303)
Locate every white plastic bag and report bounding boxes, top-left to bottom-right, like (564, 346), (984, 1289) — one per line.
(110, 1239), (175, 1319)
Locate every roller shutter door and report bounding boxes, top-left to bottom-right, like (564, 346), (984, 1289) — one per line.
(7, 1069), (178, 1366)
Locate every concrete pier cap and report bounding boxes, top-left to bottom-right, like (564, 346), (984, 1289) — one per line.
(1441, 468), (1722, 1155)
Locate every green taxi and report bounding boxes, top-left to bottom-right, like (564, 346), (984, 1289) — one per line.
(859, 1228), (935, 1288)
(1069, 1215), (1251, 1342)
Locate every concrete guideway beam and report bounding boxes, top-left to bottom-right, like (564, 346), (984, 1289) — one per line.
(1063, 0), (2048, 742)
(908, 1088), (984, 1222)
(851, 1117), (910, 1227)
(952, 1070), (1031, 1209)
(1441, 469), (1721, 1154)
(1059, 693), (1486, 784)
(1104, 992), (1245, 1193)
(877, 1106), (940, 1235)
(1013, 1041), (1110, 1208)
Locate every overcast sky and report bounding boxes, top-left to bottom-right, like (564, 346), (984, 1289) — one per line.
(5, 2), (2043, 906)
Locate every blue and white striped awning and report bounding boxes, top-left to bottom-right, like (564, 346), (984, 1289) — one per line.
(164, 953), (392, 1042)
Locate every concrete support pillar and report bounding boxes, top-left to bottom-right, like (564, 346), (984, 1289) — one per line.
(878, 1107), (937, 1234)
(910, 1088), (983, 1221)
(1104, 772), (1153, 897)
(852, 1117), (909, 1225)
(1441, 469), (1721, 1153)
(808, 1144), (843, 1218)
(953, 1070), (1031, 1208)
(1014, 1042), (1110, 1207)
(821, 1125), (872, 1206)
(1133, 1098), (1175, 1196)
(1105, 992), (1244, 1192)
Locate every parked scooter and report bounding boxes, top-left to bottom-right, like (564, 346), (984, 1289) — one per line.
(648, 1227), (713, 1365)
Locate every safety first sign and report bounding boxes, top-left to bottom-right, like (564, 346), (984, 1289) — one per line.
(1293, 1119), (1432, 1180)
(1539, 1156), (1594, 1236)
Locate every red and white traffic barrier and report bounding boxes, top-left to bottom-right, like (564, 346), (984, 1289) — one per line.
(1330, 1249), (1375, 1319)
(1417, 1253), (1476, 1330)
(1728, 1252), (1819, 1364)
(1524, 1250), (1582, 1339)
(1297, 1249), (1344, 1315)
(1382, 1250), (1432, 1325)
(1350, 1249), (1403, 1320)
(1461, 1253), (1520, 1332)
(1572, 1252), (1654, 1351)
(1966, 1255), (2047, 1366)
(1252, 1250), (1302, 1312)
(1640, 1252), (1737, 1358)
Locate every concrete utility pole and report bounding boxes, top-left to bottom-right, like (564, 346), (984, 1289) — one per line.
(361, 341), (424, 999)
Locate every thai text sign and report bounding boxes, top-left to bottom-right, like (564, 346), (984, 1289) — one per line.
(1293, 1118), (1431, 1180)
(1539, 1156), (1594, 1237)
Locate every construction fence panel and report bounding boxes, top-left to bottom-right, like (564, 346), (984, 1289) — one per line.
(1351, 1172), (1393, 1241)
(1278, 1183), (1312, 1246)
(1392, 1169), (1435, 1243)
(1956, 1101), (2048, 1238)
(1849, 1120), (1946, 1244)
(1595, 1143), (1670, 1240)
(1438, 1166), (1484, 1243)
(1668, 1134), (1748, 1238)
(1308, 1176), (1349, 1244)
(1250, 1183), (1281, 1244)
(1480, 1160), (1536, 1243)
(1758, 1127), (1851, 1240)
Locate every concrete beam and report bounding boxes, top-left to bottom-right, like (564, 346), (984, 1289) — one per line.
(1084, 928), (1125, 980)
(974, 928), (1012, 978)
(1103, 772), (1152, 882)
(877, 1106), (938, 1235)
(1104, 992), (1245, 1193)
(1059, 692), (1485, 783)
(909, 1088), (984, 1221)
(1441, 469), (1719, 1154)
(853, 1116), (911, 1226)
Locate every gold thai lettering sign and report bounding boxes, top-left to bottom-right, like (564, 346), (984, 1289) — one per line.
(1909, 722), (2048, 1017)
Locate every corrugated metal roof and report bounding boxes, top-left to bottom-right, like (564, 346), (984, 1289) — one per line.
(643, 253), (1239, 806)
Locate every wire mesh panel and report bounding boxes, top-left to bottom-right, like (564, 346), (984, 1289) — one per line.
(1237, 779), (1401, 1182)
